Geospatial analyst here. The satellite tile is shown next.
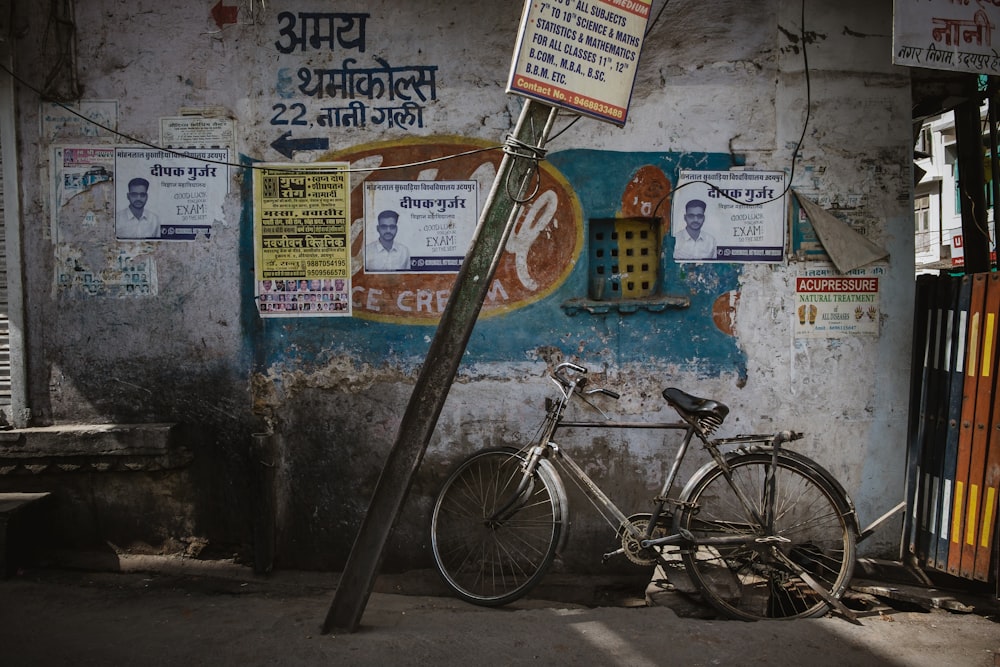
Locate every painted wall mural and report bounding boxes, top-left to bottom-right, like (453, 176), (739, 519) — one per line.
(326, 138), (583, 323)
(250, 142), (746, 377)
(247, 7), (746, 372)
(270, 11), (438, 156)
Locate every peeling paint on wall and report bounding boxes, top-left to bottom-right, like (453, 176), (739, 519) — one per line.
(8, 0), (917, 567)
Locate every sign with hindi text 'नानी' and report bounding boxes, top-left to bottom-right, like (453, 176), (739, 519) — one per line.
(507, 0), (651, 127)
(892, 0), (1000, 75)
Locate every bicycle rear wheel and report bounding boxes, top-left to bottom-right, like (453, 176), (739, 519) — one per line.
(676, 451), (856, 620)
(430, 447), (565, 606)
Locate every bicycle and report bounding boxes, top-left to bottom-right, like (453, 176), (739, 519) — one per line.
(430, 362), (861, 621)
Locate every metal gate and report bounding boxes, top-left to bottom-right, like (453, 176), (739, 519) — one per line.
(907, 273), (1000, 584)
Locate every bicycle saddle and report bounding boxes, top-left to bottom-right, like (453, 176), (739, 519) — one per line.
(662, 388), (730, 422)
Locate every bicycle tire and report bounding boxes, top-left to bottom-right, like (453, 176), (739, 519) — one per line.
(676, 451), (857, 620)
(430, 447), (566, 606)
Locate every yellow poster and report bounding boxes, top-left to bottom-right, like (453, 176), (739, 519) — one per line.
(253, 163), (351, 317)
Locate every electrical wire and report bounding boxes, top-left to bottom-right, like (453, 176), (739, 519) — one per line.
(503, 117), (549, 203)
(41, 0), (80, 102)
(0, 60), (505, 174)
(651, 0), (812, 221)
(644, 0), (671, 38)
(3, 0), (813, 192)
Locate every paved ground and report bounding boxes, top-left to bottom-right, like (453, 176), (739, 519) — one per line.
(1, 558), (998, 666)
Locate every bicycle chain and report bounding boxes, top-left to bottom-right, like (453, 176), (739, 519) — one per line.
(620, 518), (668, 566)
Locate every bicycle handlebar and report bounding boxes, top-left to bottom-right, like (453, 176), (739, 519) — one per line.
(552, 362), (619, 400)
(554, 361), (587, 376)
(552, 362), (586, 386)
(589, 388), (621, 400)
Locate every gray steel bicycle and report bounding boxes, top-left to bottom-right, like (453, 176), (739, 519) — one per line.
(430, 361), (860, 621)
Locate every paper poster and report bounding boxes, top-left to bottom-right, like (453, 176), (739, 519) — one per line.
(362, 181), (478, 273)
(160, 116), (236, 149)
(41, 100), (118, 141)
(114, 148), (229, 241)
(253, 164), (352, 317)
(794, 265), (885, 338)
(53, 146), (114, 208)
(672, 170), (786, 263)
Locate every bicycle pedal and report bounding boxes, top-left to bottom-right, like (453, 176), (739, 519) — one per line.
(601, 548), (624, 563)
(652, 578), (675, 591)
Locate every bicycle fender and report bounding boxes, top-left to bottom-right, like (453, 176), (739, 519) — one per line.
(538, 457), (572, 555)
(677, 449), (861, 537)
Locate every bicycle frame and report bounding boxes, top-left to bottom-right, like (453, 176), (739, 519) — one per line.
(516, 363), (795, 553)
(434, 360), (862, 620)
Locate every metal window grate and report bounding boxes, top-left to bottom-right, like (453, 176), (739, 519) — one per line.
(588, 218), (660, 300)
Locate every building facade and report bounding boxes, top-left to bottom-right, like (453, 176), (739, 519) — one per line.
(0, 0), (915, 572)
(914, 106), (998, 275)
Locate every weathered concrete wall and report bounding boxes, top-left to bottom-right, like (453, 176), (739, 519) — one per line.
(4, 0), (913, 571)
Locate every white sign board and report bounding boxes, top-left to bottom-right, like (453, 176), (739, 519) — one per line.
(507, 0), (651, 126)
(794, 265), (884, 339)
(893, 0), (1000, 74)
(160, 116), (236, 149)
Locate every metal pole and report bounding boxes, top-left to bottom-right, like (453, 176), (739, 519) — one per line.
(323, 99), (558, 634)
(954, 76), (991, 274)
(0, 46), (30, 427)
(988, 78), (999, 270)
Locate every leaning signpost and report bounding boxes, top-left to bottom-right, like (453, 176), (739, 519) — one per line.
(508, 0), (650, 127)
(323, 0), (652, 633)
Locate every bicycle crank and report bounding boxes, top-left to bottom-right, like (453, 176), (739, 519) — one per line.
(618, 515), (668, 565)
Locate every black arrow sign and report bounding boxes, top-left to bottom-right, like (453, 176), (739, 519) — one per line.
(271, 131), (330, 158)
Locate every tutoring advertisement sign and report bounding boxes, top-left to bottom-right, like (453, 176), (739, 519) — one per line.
(362, 181), (478, 274)
(253, 164), (352, 317)
(507, 0), (651, 126)
(672, 170), (786, 263)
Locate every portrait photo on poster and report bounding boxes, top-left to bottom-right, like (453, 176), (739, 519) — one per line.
(116, 176), (162, 240)
(365, 208), (411, 271)
(673, 197), (717, 261)
(672, 170), (786, 263)
(114, 147), (230, 241)
(363, 180), (478, 274)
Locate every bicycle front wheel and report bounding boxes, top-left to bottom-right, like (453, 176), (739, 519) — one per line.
(430, 447), (565, 606)
(676, 451), (856, 620)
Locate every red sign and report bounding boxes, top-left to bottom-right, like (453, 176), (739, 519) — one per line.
(211, 0), (238, 29)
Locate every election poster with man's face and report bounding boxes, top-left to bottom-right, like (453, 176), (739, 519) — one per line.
(672, 170), (786, 263)
(362, 181), (479, 274)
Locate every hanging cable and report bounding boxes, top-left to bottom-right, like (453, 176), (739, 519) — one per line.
(41, 0), (80, 102)
(650, 0), (813, 222)
(502, 131), (547, 203)
(0, 60), (506, 174)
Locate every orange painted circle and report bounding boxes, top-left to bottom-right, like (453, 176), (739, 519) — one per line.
(323, 137), (583, 323)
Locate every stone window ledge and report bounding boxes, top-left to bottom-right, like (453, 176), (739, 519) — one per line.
(561, 293), (691, 315)
(0, 423), (193, 475)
